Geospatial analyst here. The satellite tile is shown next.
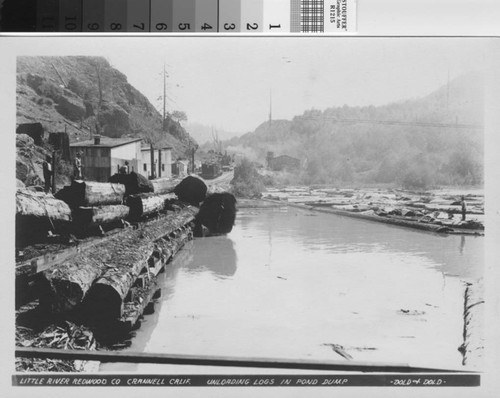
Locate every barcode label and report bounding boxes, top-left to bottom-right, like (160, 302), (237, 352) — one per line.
(301, 0), (324, 32)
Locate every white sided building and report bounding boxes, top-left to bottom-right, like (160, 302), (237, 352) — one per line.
(140, 145), (173, 180)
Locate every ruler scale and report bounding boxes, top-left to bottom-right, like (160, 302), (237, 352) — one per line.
(0, 0), (356, 33)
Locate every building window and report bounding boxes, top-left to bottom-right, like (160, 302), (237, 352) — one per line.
(143, 163), (147, 171)
(162, 164), (165, 171)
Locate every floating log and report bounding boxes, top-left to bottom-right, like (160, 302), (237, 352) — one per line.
(16, 189), (72, 246)
(126, 192), (172, 220)
(174, 175), (207, 206)
(280, 200), (466, 234)
(151, 177), (177, 194)
(72, 205), (130, 228)
(55, 180), (125, 208)
(195, 193), (237, 235)
(38, 207), (197, 314)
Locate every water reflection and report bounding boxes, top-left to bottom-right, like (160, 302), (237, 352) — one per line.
(104, 206), (483, 372)
(238, 208), (483, 280)
(184, 237), (237, 279)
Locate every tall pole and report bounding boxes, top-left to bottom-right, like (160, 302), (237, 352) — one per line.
(51, 151), (56, 194)
(150, 143), (155, 179)
(163, 63), (167, 131)
(446, 68), (450, 113)
(268, 88), (272, 130)
(192, 147), (195, 173)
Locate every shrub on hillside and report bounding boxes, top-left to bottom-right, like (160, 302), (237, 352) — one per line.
(230, 158), (264, 198)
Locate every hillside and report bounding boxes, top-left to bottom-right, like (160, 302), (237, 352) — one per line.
(185, 122), (240, 147)
(225, 72), (484, 188)
(16, 56), (196, 159)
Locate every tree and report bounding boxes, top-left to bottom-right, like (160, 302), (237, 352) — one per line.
(171, 110), (187, 124)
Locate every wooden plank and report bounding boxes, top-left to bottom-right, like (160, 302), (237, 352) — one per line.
(14, 347), (466, 373)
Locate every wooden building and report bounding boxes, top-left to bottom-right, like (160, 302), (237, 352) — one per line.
(140, 145), (173, 180)
(70, 136), (142, 182)
(172, 160), (189, 177)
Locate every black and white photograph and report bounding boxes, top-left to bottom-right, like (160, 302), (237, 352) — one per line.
(1, 34), (499, 396)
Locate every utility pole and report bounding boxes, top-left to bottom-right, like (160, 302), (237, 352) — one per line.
(150, 143), (155, 179)
(446, 68), (451, 115)
(163, 62), (167, 131)
(51, 151), (56, 194)
(268, 88), (272, 130)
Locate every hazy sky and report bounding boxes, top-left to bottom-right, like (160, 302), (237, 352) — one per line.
(103, 37), (486, 133)
(8, 37), (490, 133)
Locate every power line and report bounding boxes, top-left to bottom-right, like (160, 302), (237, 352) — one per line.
(296, 116), (483, 130)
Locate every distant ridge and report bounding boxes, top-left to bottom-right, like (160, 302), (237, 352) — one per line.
(224, 72), (484, 187)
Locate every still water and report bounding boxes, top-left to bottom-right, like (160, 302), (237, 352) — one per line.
(102, 206), (483, 372)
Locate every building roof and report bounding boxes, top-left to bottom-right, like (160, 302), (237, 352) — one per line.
(70, 136), (143, 148)
(141, 145), (173, 151)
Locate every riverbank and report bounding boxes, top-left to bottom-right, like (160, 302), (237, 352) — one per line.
(260, 187), (484, 236)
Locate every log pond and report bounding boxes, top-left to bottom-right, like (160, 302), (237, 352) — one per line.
(101, 205), (483, 372)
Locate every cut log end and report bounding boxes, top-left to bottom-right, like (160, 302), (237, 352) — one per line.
(83, 284), (124, 322)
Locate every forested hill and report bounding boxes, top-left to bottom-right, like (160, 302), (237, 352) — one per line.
(16, 56), (195, 158)
(225, 72), (484, 188)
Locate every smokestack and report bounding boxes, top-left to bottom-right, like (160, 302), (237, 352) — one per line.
(94, 135), (101, 145)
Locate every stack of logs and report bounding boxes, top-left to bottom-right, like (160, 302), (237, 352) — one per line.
(16, 178), (179, 244)
(39, 208), (196, 331)
(16, 177), (194, 333)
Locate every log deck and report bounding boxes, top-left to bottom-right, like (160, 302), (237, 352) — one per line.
(37, 207), (197, 315)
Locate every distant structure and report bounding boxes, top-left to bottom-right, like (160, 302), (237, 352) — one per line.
(201, 162), (222, 179)
(172, 159), (189, 177)
(140, 145), (172, 180)
(267, 153), (300, 172)
(70, 135), (142, 182)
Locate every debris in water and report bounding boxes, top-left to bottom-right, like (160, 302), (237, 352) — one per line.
(322, 344), (353, 360)
(277, 276), (287, 280)
(399, 309), (426, 316)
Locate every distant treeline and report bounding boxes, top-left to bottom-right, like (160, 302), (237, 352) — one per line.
(225, 73), (484, 189)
